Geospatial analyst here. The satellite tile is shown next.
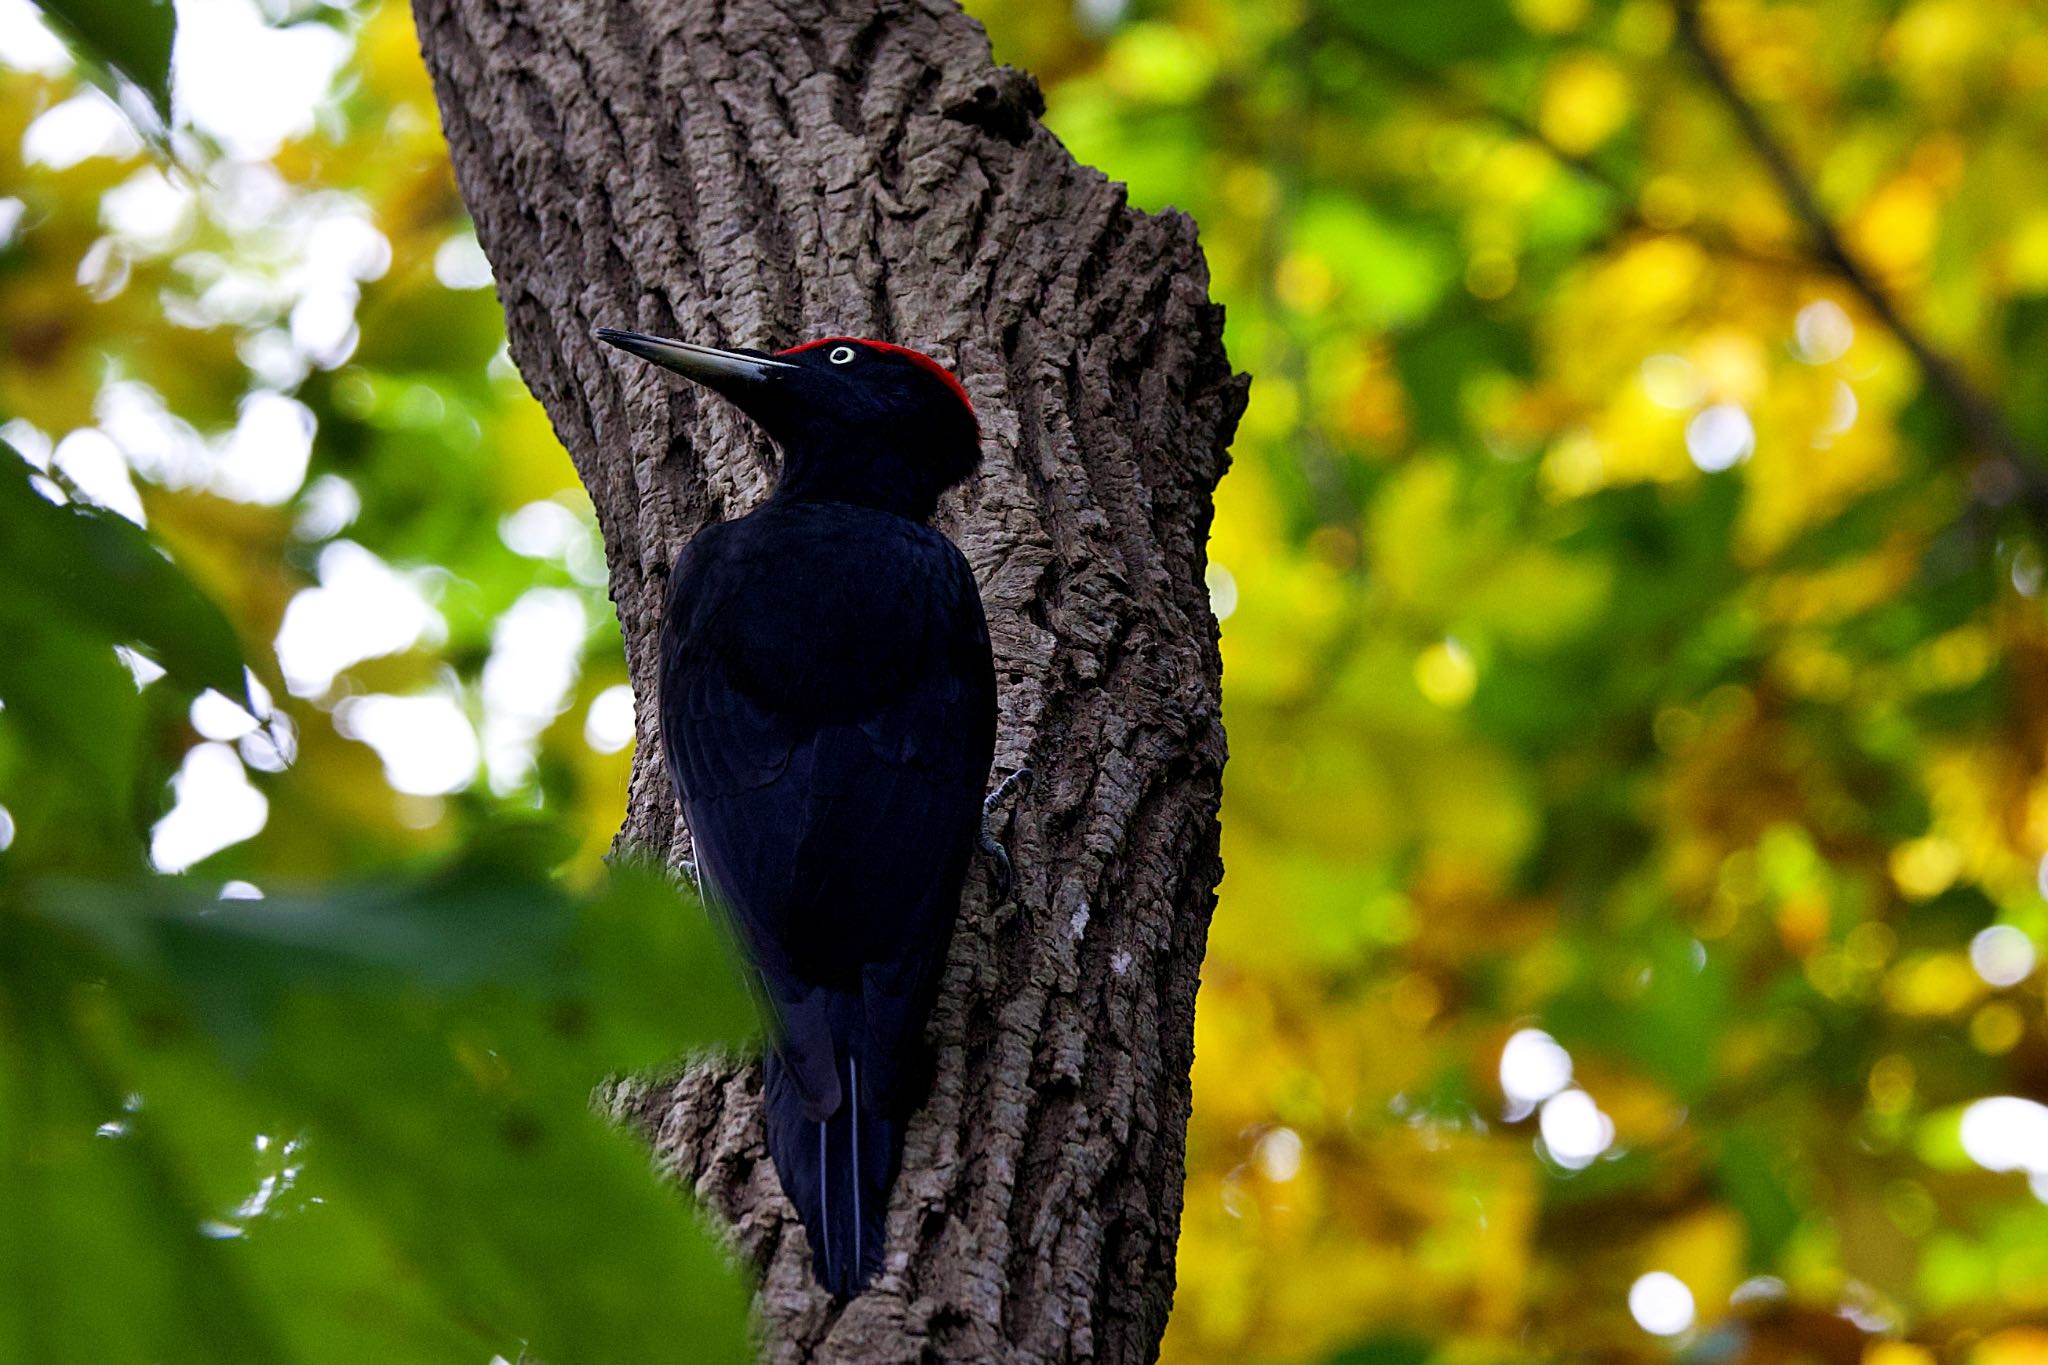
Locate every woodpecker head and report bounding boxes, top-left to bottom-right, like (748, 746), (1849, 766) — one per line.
(595, 328), (980, 521)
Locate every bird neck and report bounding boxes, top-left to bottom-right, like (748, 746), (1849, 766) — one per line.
(771, 438), (945, 522)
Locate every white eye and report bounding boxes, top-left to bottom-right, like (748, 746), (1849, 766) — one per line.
(828, 345), (856, 365)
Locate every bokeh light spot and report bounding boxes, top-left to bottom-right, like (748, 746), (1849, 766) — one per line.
(150, 744), (268, 872)
(585, 684), (637, 754)
(1685, 403), (1754, 472)
(1253, 1127), (1303, 1183)
(433, 230), (494, 289)
(1500, 1028), (1573, 1115)
(1206, 562), (1238, 622)
(1628, 1272), (1696, 1336)
(275, 541), (442, 698)
(1538, 1088), (1614, 1169)
(1794, 299), (1855, 363)
(1969, 925), (2035, 987)
(1415, 639), (1476, 708)
(333, 693), (479, 797)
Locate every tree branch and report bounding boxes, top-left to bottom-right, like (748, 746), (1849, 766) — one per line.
(1673, 0), (2048, 514)
(1334, 26), (1807, 275)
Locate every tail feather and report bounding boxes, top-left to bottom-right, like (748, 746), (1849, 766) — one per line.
(849, 1055), (865, 1276)
(764, 1050), (897, 1295)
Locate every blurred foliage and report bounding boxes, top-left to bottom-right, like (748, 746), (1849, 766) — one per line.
(0, 1), (752, 1359)
(5, 0), (2048, 1360)
(6, 842), (753, 1361)
(968, 0), (2048, 1360)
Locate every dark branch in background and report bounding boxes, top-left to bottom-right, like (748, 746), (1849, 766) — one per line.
(1338, 3), (2048, 522)
(1334, 26), (1804, 274)
(1334, 27), (1628, 195)
(1672, 0), (2048, 518)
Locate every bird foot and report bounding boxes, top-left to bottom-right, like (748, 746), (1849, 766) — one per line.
(983, 766), (1032, 817)
(978, 768), (1031, 903)
(606, 845), (701, 898)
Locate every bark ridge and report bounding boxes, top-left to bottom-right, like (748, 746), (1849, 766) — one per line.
(411, 0), (1245, 1358)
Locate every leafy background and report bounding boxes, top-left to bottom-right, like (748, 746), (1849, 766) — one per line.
(3, 0), (2048, 1360)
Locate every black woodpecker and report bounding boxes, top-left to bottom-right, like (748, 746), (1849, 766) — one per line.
(593, 326), (1003, 1296)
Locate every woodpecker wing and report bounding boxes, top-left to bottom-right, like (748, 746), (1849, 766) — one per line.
(658, 504), (996, 1117)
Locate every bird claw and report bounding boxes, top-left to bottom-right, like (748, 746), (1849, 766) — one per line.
(978, 827), (1013, 902)
(978, 767), (1031, 903)
(983, 766), (1032, 817)
(609, 845), (702, 898)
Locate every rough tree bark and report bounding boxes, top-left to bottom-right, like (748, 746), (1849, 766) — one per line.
(411, 0), (1245, 1358)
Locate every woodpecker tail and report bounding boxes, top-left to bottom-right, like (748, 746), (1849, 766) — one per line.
(763, 1048), (898, 1296)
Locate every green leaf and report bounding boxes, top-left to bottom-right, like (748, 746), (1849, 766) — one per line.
(1715, 1129), (1801, 1267)
(1326, 1333), (1435, 1365)
(0, 610), (145, 822)
(1326, 0), (1522, 65)
(1546, 930), (1732, 1104)
(28, 0), (176, 121)
(1293, 194), (1454, 330)
(0, 451), (248, 706)
(6, 853), (757, 1363)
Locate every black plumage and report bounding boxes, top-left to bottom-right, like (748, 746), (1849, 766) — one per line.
(594, 327), (996, 1295)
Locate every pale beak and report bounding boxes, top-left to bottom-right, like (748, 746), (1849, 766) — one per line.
(593, 328), (796, 387)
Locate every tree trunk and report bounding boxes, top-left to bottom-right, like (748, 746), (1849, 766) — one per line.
(410, 1), (1245, 1358)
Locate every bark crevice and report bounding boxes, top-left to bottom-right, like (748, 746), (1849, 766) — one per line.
(413, 1), (1245, 1358)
